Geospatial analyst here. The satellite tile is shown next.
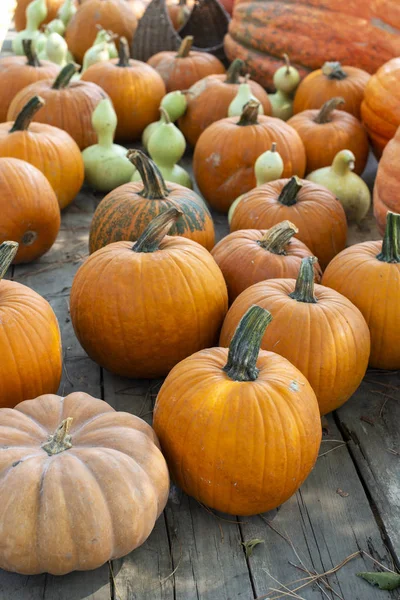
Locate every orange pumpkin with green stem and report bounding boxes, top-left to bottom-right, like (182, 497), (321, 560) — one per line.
(373, 127), (400, 235)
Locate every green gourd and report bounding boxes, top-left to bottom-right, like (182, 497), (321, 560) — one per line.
(82, 42), (110, 72)
(228, 74), (264, 117)
(44, 32), (69, 66)
(228, 143), (284, 224)
(58, 0), (77, 27)
(268, 55), (300, 121)
(307, 149), (371, 224)
(13, 0), (48, 55)
(142, 90), (188, 149)
(82, 98), (135, 192)
(93, 29), (118, 59)
(46, 19), (66, 36)
(268, 89), (294, 121)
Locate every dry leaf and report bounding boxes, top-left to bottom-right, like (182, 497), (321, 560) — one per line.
(336, 488), (349, 498)
(357, 571), (400, 590)
(241, 538), (264, 558)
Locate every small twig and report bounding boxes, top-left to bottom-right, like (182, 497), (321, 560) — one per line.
(387, 448), (400, 456)
(159, 543), (182, 585)
(361, 550), (399, 574)
(62, 354), (73, 387)
(318, 443), (347, 458)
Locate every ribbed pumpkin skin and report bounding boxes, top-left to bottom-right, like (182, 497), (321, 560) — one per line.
(153, 347), (321, 515)
(224, 1), (400, 90)
(193, 116), (306, 212)
(0, 122), (84, 210)
(0, 392), (169, 575)
(0, 60), (60, 123)
(293, 66), (370, 120)
(0, 158), (60, 263)
(322, 243), (400, 370)
(7, 79), (108, 150)
(70, 239), (228, 378)
(0, 281), (62, 409)
(14, 0), (64, 31)
(89, 183), (215, 253)
(220, 279), (370, 415)
(211, 229), (322, 303)
(230, 179), (347, 271)
(287, 109), (369, 175)
(361, 58), (400, 158)
(373, 131), (400, 235)
(178, 74), (272, 147)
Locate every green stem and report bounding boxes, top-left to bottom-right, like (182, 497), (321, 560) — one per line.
(52, 63), (79, 89)
(42, 418), (73, 456)
(0, 241), (19, 280)
(132, 207), (182, 253)
(283, 53), (291, 75)
(117, 37), (130, 67)
(258, 220), (299, 254)
(23, 39), (41, 67)
(321, 61), (347, 80)
(225, 59), (244, 84)
(223, 305), (272, 382)
(177, 36), (193, 58)
(10, 96), (45, 132)
(314, 97), (345, 124)
(278, 177), (303, 206)
(376, 212), (400, 263)
(159, 107), (171, 124)
(127, 149), (169, 199)
(289, 257), (318, 303)
(237, 100), (259, 126)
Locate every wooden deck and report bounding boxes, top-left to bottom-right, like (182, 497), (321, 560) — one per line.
(1, 31), (400, 600)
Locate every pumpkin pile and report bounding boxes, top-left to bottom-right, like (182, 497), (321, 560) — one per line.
(0, 0), (398, 575)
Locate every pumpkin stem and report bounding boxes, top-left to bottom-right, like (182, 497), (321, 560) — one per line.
(225, 59), (244, 84)
(42, 418), (74, 456)
(278, 176), (303, 206)
(52, 63), (79, 89)
(223, 305), (272, 382)
(159, 106), (171, 124)
(314, 97), (345, 124)
(289, 257), (318, 303)
(0, 241), (19, 280)
(321, 61), (347, 80)
(283, 53), (291, 75)
(270, 142), (277, 153)
(117, 37), (130, 67)
(23, 39), (41, 67)
(127, 149), (169, 199)
(9, 96), (45, 132)
(258, 220), (299, 254)
(376, 212), (400, 263)
(177, 36), (193, 58)
(237, 100), (260, 126)
(132, 207), (182, 253)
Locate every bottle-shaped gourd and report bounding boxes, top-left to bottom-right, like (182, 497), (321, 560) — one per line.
(268, 55), (301, 121)
(82, 42), (110, 73)
(307, 149), (370, 224)
(82, 98), (135, 192)
(40, 32), (68, 65)
(228, 74), (264, 117)
(142, 90), (188, 149)
(58, 0), (77, 27)
(93, 29), (118, 59)
(13, 0), (48, 55)
(45, 18), (66, 36)
(228, 143), (284, 224)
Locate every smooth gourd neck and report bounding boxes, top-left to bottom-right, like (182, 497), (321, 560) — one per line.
(376, 212), (400, 263)
(0, 241), (19, 280)
(225, 59), (244, 84)
(322, 61), (347, 80)
(331, 150), (355, 176)
(10, 96), (44, 133)
(278, 177), (303, 206)
(177, 36), (193, 58)
(223, 305), (272, 382)
(52, 63), (78, 89)
(314, 97), (345, 124)
(238, 100), (259, 126)
(258, 221), (298, 254)
(42, 418), (73, 455)
(132, 207), (181, 253)
(127, 150), (169, 199)
(289, 257), (318, 303)
(23, 39), (41, 67)
(117, 37), (130, 67)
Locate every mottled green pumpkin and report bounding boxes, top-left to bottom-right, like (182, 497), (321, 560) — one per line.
(89, 150), (215, 253)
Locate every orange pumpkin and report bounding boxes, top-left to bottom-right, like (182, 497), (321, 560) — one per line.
(81, 39), (166, 141)
(220, 258), (370, 415)
(293, 62), (370, 120)
(71, 208), (228, 378)
(230, 177), (347, 271)
(89, 150), (215, 252)
(0, 40), (59, 123)
(147, 36), (226, 92)
(65, 0), (137, 64)
(0, 391), (169, 575)
(211, 221), (322, 303)
(0, 241), (62, 409)
(178, 59), (272, 147)
(7, 63), (109, 150)
(287, 97), (369, 175)
(153, 305), (322, 515)
(193, 100), (306, 212)
(14, 0), (65, 30)
(373, 127), (400, 235)
(167, 0), (190, 29)
(361, 57), (400, 158)
(0, 158), (60, 264)
(0, 97), (84, 210)
(322, 211), (400, 370)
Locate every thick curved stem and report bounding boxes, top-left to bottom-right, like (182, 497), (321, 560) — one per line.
(127, 149), (169, 199)
(0, 241), (19, 280)
(283, 53), (291, 74)
(314, 97), (345, 124)
(10, 96), (45, 132)
(52, 63), (79, 89)
(42, 418), (73, 456)
(159, 106), (171, 124)
(23, 39), (41, 67)
(237, 100), (259, 126)
(223, 305), (272, 382)
(377, 212), (400, 263)
(278, 177), (303, 206)
(321, 61), (347, 80)
(289, 257), (318, 303)
(331, 150), (355, 176)
(225, 59), (244, 84)
(117, 37), (130, 67)
(177, 36), (193, 58)
(258, 221), (299, 254)
(132, 207), (182, 253)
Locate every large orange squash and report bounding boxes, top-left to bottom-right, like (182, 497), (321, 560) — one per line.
(220, 258), (370, 415)
(0, 158), (60, 264)
(71, 208), (228, 378)
(0, 97), (84, 210)
(193, 100), (306, 213)
(361, 57), (400, 157)
(153, 305), (322, 515)
(89, 150), (215, 252)
(81, 39), (166, 141)
(373, 127), (400, 235)
(322, 211), (400, 370)
(230, 177), (347, 270)
(0, 241), (62, 408)
(224, 0), (400, 90)
(211, 221), (322, 303)
(287, 98), (369, 175)
(0, 391), (169, 575)
(7, 63), (109, 150)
